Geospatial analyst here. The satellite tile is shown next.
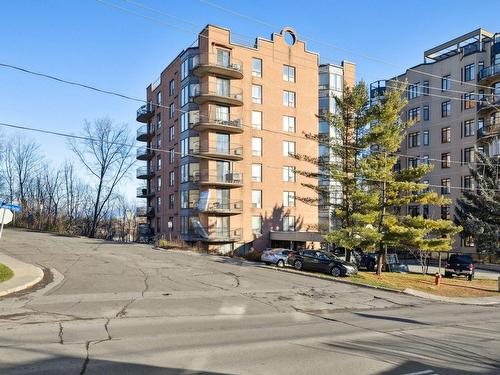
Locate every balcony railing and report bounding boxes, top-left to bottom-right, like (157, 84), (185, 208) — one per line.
(192, 53), (243, 79)
(193, 83), (243, 106)
(136, 125), (154, 142)
(477, 96), (500, 112)
(136, 103), (155, 123)
(136, 186), (154, 198)
(136, 146), (154, 160)
(136, 166), (154, 179)
(193, 110), (243, 133)
(197, 142), (243, 160)
(136, 206), (155, 218)
(196, 200), (243, 214)
(479, 63), (500, 81)
(181, 227), (242, 242)
(199, 170), (243, 186)
(477, 124), (500, 140)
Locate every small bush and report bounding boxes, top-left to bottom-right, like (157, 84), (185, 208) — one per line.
(157, 239), (186, 249)
(242, 248), (262, 262)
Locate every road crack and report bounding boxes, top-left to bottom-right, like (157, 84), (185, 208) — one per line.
(58, 322), (64, 344)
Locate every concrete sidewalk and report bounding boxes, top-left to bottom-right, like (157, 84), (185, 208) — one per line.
(404, 288), (500, 305)
(0, 252), (43, 297)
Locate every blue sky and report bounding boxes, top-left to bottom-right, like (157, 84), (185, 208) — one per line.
(0, 0), (498, 198)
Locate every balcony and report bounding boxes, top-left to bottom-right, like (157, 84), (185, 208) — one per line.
(136, 186), (155, 198)
(182, 227), (242, 243)
(199, 170), (243, 188)
(193, 83), (243, 107)
(477, 96), (500, 114)
(196, 200), (243, 215)
(136, 167), (154, 179)
(198, 143), (243, 161)
(478, 64), (500, 85)
(136, 146), (154, 161)
(192, 111), (243, 134)
(192, 53), (243, 80)
(136, 103), (155, 123)
(136, 206), (155, 218)
(136, 125), (154, 142)
(477, 124), (500, 141)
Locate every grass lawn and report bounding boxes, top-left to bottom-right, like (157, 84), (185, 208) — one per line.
(350, 272), (499, 298)
(0, 263), (14, 283)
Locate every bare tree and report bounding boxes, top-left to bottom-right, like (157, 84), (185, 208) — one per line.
(11, 136), (42, 207)
(69, 118), (135, 238)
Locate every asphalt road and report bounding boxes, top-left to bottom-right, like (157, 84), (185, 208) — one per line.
(0, 229), (499, 375)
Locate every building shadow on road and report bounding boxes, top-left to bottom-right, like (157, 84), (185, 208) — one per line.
(0, 355), (236, 375)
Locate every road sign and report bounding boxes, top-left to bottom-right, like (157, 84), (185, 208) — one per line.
(0, 209), (13, 225)
(0, 203), (21, 212)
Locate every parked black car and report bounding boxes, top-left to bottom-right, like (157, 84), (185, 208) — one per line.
(287, 250), (358, 277)
(445, 254), (475, 280)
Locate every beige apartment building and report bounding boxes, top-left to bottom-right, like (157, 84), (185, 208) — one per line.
(136, 25), (331, 253)
(376, 28), (500, 254)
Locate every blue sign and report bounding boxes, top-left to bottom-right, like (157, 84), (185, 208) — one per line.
(0, 203), (21, 212)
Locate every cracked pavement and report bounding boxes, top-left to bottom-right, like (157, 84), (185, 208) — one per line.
(0, 229), (499, 374)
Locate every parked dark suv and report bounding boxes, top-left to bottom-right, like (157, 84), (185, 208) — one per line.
(445, 254), (475, 280)
(287, 250), (358, 277)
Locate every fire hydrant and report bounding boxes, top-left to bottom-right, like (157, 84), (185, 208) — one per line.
(434, 272), (442, 286)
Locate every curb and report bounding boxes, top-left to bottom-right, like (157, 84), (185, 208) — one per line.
(0, 253), (44, 297)
(403, 288), (500, 306)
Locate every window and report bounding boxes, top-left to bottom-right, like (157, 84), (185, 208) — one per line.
(169, 171), (175, 186)
(215, 106), (229, 122)
(283, 90), (296, 107)
(251, 111), (262, 130)
(180, 164), (188, 183)
(422, 155), (430, 165)
(441, 178), (451, 194)
(180, 138), (188, 157)
(408, 107), (421, 122)
(181, 86), (189, 107)
(283, 166), (296, 182)
(283, 191), (295, 207)
(252, 216), (262, 235)
(252, 137), (262, 156)
(167, 149), (174, 164)
(169, 194), (174, 209)
(408, 157), (419, 168)
(464, 64), (475, 82)
(169, 125), (175, 142)
(283, 65), (296, 82)
(252, 58), (262, 77)
(157, 91), (162, 106)
(157, 176), (162, 192)
(463, 235), (475, 247)
(180, 59), (189, 80)
(408, 205), (420, 217)
(423, 205), (429, 218)
(282, 116), (296, 132)
(156, 113), (162, 129)
(252, 190), (262, 208)
(441, 205), (450, 220)
(156, 155), (162, 171)
(216, 49), (230, 67)
(423, 81), (429, 96)
(251, 164), (262, 182)
(283, 216), (295, 231)
(156, 197), (162, 212)
(463, 120), (474, 137)
(423, 130), (430, 146)
(441, 127), (451, 143)
(464, 93), (475, 110)
(180, 112), (189, 132)
(156, 134), (162, 148)
(407, 132), (420, 148)
(169, 103), (175, 119)
(441, 101), (451, 117)
(463, 175), (474, 190)
(407, 83), (420, 99)
(463, 147), (474, 163)
(441, 153), (450, 168)
(252, 84), (262, 104)
(283, 141), (295, 156)
(441, 75), (451, 91)
(423, 105), (429, 121)
(169, 79), (175, 96)
(216, 78), (229, 97)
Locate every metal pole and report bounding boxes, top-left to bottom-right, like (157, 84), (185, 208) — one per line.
(0, 209), (6, 240)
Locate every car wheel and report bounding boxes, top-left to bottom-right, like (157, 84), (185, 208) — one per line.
(367, 262), (375, 272)
(265, 262), (271, 265)
(294, 260), (303, 270)
(331, 266), (341, 277)
(277, 259), (285, 268)
(444, 271), (452, 278)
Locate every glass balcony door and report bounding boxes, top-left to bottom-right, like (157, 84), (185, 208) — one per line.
(216, 161), (230, 182)
(216, 78), (229, 97)
(216, 49), (230, 68)
(215, 106), (229, 122)
(216, 133), (230, 154)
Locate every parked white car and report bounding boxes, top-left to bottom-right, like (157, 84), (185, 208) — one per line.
(261, 248), (292, 267)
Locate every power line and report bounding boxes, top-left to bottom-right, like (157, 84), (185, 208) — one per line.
(0, 120), (498, 193)
(1, 62), (497, 169)
(199, 0), (498, 92)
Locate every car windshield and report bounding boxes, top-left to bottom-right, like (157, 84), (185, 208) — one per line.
(450, 255), (473, 263)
